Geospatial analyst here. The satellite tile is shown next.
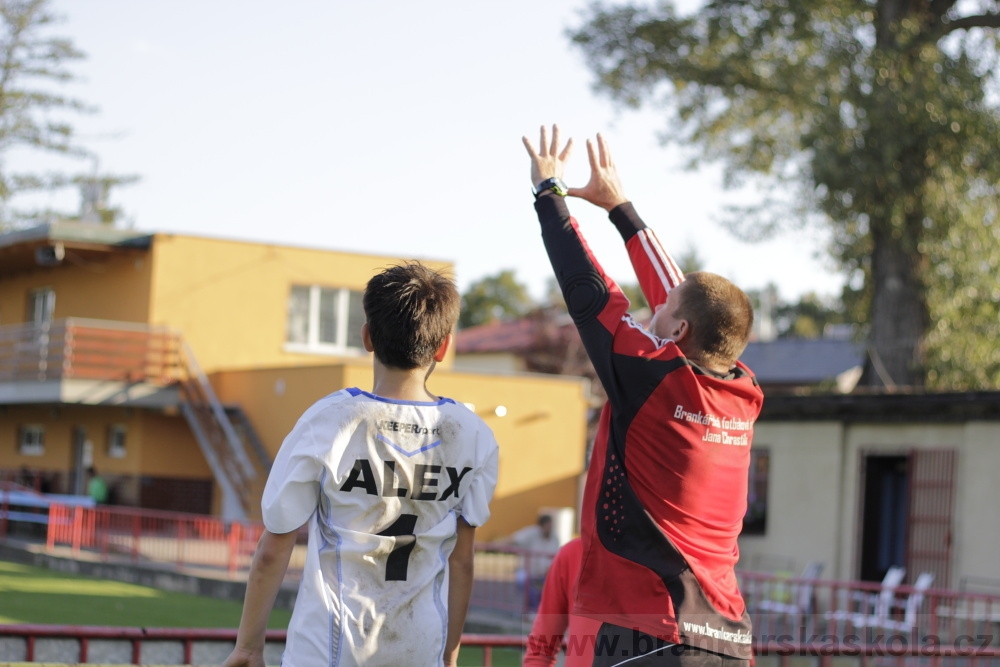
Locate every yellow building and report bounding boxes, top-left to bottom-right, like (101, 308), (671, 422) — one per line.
(0, 222), (588, 540)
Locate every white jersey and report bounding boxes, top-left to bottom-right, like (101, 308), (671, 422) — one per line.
(262, 387), (500, 667)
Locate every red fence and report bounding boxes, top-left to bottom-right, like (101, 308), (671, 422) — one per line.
(36, 502), (548, 611)
(43, 504), (286, 575)
(738, 569), (1000, 651)
(33, 501), (545, 607)
(14, 500), (1000, 643)
(2, 625), (999, 667)
(0, 626), (526, 666)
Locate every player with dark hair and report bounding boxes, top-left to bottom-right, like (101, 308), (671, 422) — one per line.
(523, 126), (762, 666)
(223, 262), (499, 667)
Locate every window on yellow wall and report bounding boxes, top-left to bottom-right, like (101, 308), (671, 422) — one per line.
(287, 286), (310, 344)
(27, 288), (55, 329)
(18, 425), (45, 456)
(286, 285), (366, 354)
(107, 424), (127, 459)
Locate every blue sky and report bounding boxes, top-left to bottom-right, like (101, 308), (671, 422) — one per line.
(38, 0), (844, 302)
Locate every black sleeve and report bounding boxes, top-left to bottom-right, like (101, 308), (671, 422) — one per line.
(533, 193), (610, 327)
(608, 202), (647, 243)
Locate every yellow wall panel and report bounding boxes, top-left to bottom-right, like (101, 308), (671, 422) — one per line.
(137, 411), (212, 478)
(0, 252), (152, 325)
(213, 364), (590, 541)
(147, 234), (454, 373)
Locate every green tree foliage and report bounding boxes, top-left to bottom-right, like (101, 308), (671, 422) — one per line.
(0, 0), (133, 227)
(775, 291), (850, 339)
(924, 198), (1000, 389)
(458, 269), (535, 329)
(619, 282), (649, 310)
(570, 0), (1000, 389)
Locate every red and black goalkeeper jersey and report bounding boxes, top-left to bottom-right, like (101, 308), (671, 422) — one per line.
(534, 194), (764, 659)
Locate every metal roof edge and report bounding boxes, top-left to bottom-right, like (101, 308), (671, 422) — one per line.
(0, 221), (153, 250)
(760, 390), (1000, 423)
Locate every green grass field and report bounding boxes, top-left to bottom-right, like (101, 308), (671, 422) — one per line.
(0, 560), (522, 665)
(0, 560), (290, 628)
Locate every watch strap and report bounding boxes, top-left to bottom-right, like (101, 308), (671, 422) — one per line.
(533, 177), (568, 199)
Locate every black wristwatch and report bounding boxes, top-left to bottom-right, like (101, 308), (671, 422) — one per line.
(533, 177), (569, 199)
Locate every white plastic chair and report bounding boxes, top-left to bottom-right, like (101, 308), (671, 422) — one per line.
(870, 572), (935, 631)
(825, 565), (906, 629)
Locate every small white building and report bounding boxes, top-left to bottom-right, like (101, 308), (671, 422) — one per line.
(739, 391), (1000, 590)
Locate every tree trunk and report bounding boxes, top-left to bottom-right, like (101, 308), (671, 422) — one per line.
(861, 225), (930, 388)
(857, 0), (933, 389)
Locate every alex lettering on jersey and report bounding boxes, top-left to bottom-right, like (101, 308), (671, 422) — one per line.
(340, 458), (472, 500)
(261, 387), (499, 667)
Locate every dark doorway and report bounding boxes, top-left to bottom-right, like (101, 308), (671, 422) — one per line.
(859, 455), (909, 582)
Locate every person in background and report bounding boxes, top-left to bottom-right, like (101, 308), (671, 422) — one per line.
(524, 537), (602, 667)
(508, 514), (561, 608)
(86, 467), (108, 504)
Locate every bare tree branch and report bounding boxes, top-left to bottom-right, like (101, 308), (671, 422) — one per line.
(940, 12), (1000, 35)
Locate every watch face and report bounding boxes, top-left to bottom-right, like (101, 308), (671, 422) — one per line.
(536, 178), (568, 197)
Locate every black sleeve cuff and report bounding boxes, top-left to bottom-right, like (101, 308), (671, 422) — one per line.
(608, 202), (646, 242)
(533, 191), (571, 222)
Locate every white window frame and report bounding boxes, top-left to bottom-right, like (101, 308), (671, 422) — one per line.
(19, 425), (45, 457)
(107, 424), (127, 459)
(284, 285), (366, 355)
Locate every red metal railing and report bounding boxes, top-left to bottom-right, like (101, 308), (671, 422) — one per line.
(28, 502), (1000, 640)
(44, 504), (290, 575)
(2, 626), (999, 666)
(0, 626), (527, 666)
(0, 318), (181, 384)
(737, 568), (1000, 650)
(37, 502), (550, 610)
(38, 503), (550, 604)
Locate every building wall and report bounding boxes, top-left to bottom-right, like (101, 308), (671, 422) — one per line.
(0, 251), (152, 325)
(1, 405), (141, 477)
(211, 363), (354, 459)
(740, 419), (993, 590)
(452, 352), (528, 375)
(842, 422), (972, 590)
(953, 421), (1000, 585)
(213, 364), (590, 541)
(147, 233), (454, 373)
(1, 404), (210, 502)
(738, 422), (844, 578)
(138, 411), (213, 479)
(429, 370), (588, 542)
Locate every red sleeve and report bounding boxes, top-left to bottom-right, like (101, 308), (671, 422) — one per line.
(608, 202), (684, 309)
(625, 227), (684, 309)
(524, 544), (575, 666)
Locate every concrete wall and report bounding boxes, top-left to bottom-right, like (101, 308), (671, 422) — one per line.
(738, 422), (845, 578)
(953, 421), (1000, 586)
(739, 419), (995, 590)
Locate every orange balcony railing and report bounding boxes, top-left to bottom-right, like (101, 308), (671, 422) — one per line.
(0, 318), (181, 385)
